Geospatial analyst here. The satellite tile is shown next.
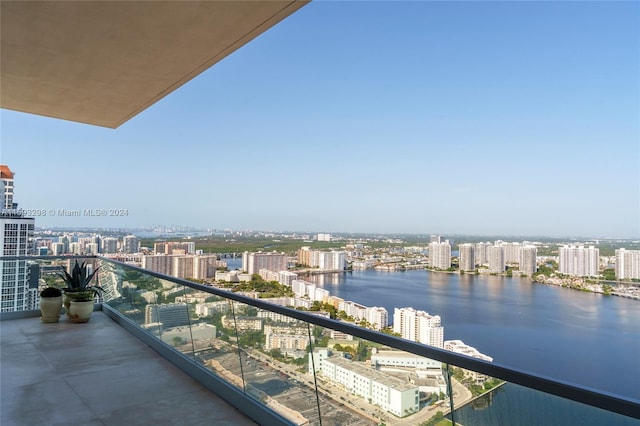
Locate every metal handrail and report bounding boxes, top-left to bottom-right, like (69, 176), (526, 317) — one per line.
(5, 255), (640, 419)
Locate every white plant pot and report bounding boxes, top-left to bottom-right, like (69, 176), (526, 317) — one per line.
(40, 296), (63, 323)
(68, 301), (94, 323)
(62, 292), (77, 314)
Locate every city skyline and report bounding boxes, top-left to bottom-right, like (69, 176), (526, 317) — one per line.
(1, 2), (638, 237)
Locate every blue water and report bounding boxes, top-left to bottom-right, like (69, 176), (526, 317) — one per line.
(453, 383), (638, 426)
(304, 270), (639, 402)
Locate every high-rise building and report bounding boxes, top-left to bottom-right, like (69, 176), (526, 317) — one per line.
(102, 237), (118, 254)
(1, 165), (16, 210)
(459, 243), (475, 272)
(487, 245), (505, 273)
(58, 234), (71, 254)
(615, 249), (640, 280)
(319, 251), (346, 270)
(502, 242), (522, 264)
(142, 255), (174, 276)
(366, 307), (389, 331)
(297, 247), (346, 270)
(242, 251), (287, 275)
(172, 256), (195, 279)
(559, 245), (599, 277)
(519, 245), (538, 276)
(429, 240), (451, 270)
(155, 241), (196, 255)
(474, 242), (491, 265)
(143, 254), (221, 279)
(0, 165), (36, 312)
(123, 235), (139, 253)
(393, 307), (444, 348)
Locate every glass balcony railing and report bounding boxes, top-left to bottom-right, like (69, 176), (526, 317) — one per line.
(2, 255), (639, 426)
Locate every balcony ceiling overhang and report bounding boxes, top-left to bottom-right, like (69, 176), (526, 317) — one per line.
(0, 0), (308, 128)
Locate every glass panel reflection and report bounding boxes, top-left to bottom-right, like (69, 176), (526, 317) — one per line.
(235, 304), (321, 425)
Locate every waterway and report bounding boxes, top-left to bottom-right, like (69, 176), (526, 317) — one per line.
(301, 270), (639, 404)
(224, 257), (639, 419)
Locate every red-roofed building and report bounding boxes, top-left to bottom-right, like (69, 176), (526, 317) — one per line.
(1, 164), (15, 210)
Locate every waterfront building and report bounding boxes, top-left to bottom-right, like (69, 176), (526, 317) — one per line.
(428, 240), (451, 270)
(459, 243), (475, 272)
(444, 340), (493, 384)
(393, 307), (444, 348)
(474, 242), (492, 265)
(0, 165), (37, 312)
(487, 245), (505, 273)
(297, 247), (346, 270)
(559, 245), (599, 277)
(615, 249), (640, 280)
(278, 270), (298, 286)
(123, 235), (139, 253)
(242, 251), (287, 275)
(366, 306), (389, 330)
(320, 251), (346, 270)
(519, 245), (538, 276)
(502, 242), (522, 264)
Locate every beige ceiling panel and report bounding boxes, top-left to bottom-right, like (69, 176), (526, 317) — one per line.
(1, 0), (309, 128)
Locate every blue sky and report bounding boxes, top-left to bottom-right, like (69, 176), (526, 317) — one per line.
(1, 1), (638, 237)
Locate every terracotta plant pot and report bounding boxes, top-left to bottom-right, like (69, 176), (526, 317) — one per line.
(40, 296), (63, 323)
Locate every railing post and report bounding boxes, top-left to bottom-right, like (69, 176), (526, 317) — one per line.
(446, 363), (456, 425)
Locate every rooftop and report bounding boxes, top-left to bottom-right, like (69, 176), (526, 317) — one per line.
(0, 312), (256, 426)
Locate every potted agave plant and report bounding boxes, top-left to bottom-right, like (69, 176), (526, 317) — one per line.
(59, 260), (102, 323)
(40, 286), (63, 323)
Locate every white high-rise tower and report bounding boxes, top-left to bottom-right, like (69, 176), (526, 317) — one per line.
(559, 245), (599, 277)
(0, 165), (36, 312)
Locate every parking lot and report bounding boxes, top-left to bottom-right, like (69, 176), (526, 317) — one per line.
(201, 347), (375, 425)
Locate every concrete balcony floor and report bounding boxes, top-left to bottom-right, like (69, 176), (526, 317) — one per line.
(1, 312), (257, 426)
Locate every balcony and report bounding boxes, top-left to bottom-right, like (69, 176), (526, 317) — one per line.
(1, 312), (256, 426)
(2, 256), (639, 426)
